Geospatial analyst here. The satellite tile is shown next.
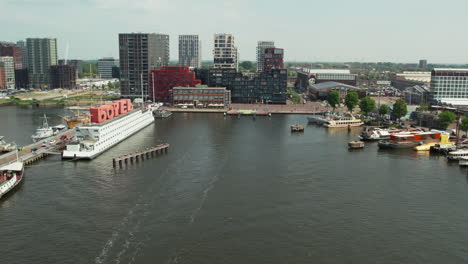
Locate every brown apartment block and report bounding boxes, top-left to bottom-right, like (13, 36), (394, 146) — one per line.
(0, 63), (5, 89)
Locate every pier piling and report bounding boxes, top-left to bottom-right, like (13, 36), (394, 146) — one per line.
(111, 144), (170, 168)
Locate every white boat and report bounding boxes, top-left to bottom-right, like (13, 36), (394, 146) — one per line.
(0, 148), (24, 199)
(323, 114), (364, 128)
(62, 100), (161, 160)
(31, 114), (54, 142)
(0, 136), (15, 153)
(447, 149), (468, 161)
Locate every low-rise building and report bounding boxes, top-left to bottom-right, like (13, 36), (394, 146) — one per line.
(149, 66), (201, 102)
(392, 71), (431, 89)
(430, 68), (468, 106)
(170, 86), (231, 108)
(97, 57), (119, 79)
(404, 86), (430, 105)
(296, 69), (357, 92)
(309, 81), (366, 101)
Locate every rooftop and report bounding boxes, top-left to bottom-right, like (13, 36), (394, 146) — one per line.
(310, 81), (362, 90)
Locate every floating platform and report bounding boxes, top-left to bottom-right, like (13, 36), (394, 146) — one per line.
(227, 109), (270, 116)
(291, 125), (305, 132)
(112, 144), (169, 168)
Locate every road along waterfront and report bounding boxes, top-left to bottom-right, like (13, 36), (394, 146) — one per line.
(1, 106), (468, 264)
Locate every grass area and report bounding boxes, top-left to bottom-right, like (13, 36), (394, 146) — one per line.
(287, 88), (302, 104)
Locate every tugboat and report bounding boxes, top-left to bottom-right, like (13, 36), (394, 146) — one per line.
(31, 114), (54, 142)
(0, 149), (24, 199)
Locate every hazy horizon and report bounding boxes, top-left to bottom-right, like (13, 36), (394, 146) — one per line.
(2, 0), (467, 64)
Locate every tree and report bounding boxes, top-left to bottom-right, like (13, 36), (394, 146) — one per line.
(359, 97), (376, 115)
(345, 92), (359, 113)
(392, 99), (408, 121)
(327, 91), (340, 111)
(438, 111), (456, 130)
(461, 116), (468, 135)
(379, 104), (389, 116)
(240, 61), (254, 71)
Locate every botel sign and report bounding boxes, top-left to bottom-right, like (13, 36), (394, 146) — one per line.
(90, 99), (134, 123)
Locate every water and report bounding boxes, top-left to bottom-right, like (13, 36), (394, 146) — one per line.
(1, 105), (468, 264)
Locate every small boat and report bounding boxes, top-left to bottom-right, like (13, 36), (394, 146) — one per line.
(459, 157), (468, 167)
(0, 157), (24, 199)
(359, 127), (414, 141)
(0, 136), (15, 153)
(447, 149), (468, 161)
(153, 109), (172, 119)
(291, 125), (305, 132)
(348, 141), (365, 149)
(378, 131), (442, 149)
(31, 114), (54, 142)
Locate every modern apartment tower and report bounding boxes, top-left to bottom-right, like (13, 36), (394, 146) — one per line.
(97, 57), (119, 78)
(263, 48), (284, 72)
(26, 38), (58, 89)
(256, 41), (275, 72)
(213, 34), (238, 70)
(119, 33), (170, 97)
(430, 68), (468, 106)
(179, 35), (201, 68)
(419, 59), (428, 69)
(0, 57), (15, 89)
(16, 40), (28, 69)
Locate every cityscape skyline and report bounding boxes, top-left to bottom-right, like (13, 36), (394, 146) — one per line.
(2, 0), (468, 64)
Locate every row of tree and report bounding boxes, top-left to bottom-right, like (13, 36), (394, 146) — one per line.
(326, 91), (408, 120)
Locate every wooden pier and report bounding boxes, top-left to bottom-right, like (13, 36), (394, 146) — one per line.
(112, 144), (169, 168)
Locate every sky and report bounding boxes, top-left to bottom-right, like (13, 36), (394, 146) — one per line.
(1, 0), (468, 64)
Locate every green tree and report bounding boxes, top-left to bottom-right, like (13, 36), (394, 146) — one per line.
(345, 92), (359, 113)
(438, 111), (456, 130)
(392, 99), (408, 121)
(461, 116), (468, 135)
(359, 97), (376, 115)
(287, 88), (301, 104)
(240, 61), (254, 71)
(379, 104), (389, 116)
(327, 91), (340, 111)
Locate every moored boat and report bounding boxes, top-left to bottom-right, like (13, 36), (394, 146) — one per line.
(0, 161), (24, 199)
(31, 114), (54, 142)
(348, 141), (365, 149)
(323, 114), (363, 128)
(447, 149), (468, 161)
(378, 131), (441, 149)
(62, 99), (162, 160)
(0, 136), (15, 153)
(291, 124), (305, 132)
(414, 133), (453, 151)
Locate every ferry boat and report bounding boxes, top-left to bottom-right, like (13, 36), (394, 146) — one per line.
(378, 131), (441, 149)
(323, 114), (364, 128)
(31, 114), (54, 142)
(447, 149), (468, 161)
(0, 161), (24, 199)
(62, 99), (161, 160)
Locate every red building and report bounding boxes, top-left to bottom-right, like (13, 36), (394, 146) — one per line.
(264, 48), (284, 72)
(0, 44), (22, 69)
(0, 64), (6, 89)
(149, 66), (201, 102)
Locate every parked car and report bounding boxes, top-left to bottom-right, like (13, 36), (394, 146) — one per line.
(60, 135), (67, 140)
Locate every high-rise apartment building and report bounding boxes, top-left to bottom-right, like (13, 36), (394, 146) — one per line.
(26, 38), (58, 89)
(97, 57), (119, 78)
(0, 43), (22, 70)
(430, 68), (468, 106)
(213, 34), (238, 70)
(59, 59), (83, 73)
(256, 41), (275, 72)
(179, 35), (202, 68)
(0, 57), (15, 89)
(264, 48), (284, 72)
(16, 40), (28, 69)
(0, 63), (6, 89)
(119, 33), (170, 96)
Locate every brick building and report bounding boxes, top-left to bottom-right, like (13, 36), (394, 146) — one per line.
(0, 63), (5, 89)
(149, 66), (201, 102)
(263, 48), (284, 72)
(0, 43), (22, 69)
(50, 65), (77, 89)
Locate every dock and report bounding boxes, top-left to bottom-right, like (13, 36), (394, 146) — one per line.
(0, 129), (75, 167)
(112, 144), (169, 168)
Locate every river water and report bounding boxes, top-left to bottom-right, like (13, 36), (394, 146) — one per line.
(1, 105), (468, 264)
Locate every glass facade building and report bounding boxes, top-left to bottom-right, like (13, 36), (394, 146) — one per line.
(430, 68), (468, 106)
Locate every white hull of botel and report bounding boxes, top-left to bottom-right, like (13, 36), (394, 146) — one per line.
(62, 100), (161, 160)
(0, 162), (24, 199)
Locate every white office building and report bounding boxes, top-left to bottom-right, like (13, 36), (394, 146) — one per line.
(256, 41), (275, 72)
(179, 35), (201, 68)
(97, 57), (119, 79)
(431, 68), (468, 106)
(213, 33), (238, 70)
